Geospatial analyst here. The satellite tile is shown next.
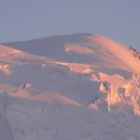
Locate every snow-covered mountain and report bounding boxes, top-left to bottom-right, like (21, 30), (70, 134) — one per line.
(1, 33), (140, 140)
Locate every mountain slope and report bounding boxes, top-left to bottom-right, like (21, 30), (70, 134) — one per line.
(1, 33), (140, 140)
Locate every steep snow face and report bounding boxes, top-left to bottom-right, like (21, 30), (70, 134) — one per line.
(87, 34), (140, 72)
(1, 34), (140, 140)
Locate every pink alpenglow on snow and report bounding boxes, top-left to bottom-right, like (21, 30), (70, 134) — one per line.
(1, 33), (140, 140)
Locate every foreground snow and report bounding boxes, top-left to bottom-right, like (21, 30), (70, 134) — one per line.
(0, 33), (140, 139)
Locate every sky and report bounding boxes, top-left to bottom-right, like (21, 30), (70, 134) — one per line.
(0, 0), (140, 49)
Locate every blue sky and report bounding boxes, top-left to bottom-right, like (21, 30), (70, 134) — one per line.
(0, 0), (140, 49)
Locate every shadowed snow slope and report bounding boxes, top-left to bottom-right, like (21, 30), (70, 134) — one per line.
(1, 33), (140, 140)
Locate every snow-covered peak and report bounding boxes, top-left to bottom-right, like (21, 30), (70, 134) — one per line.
(2, 34), (140, 116)
(1, 33), (140, 140)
